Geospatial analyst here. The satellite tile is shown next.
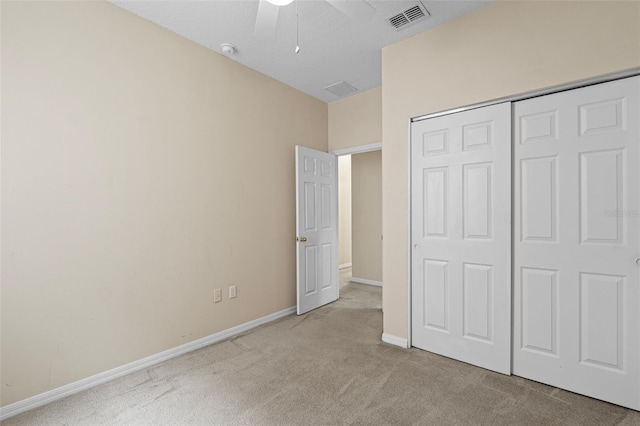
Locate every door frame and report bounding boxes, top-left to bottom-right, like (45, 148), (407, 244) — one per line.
(331, 142), (382, 157)
(407, 67), (640, 350)
(331, 141), (383, 297)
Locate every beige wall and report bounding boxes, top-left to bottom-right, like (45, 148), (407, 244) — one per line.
(381, 0), (640, 340)
(338, 155), (352, 266)
(0, 1), (327, 406)
(352, 151), (382, 282)
(328, 87), (381, 151)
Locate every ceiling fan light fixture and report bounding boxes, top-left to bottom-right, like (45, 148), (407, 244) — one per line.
(266, 0), (294, 6)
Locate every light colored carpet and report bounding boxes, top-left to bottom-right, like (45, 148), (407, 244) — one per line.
(3, 269), (640, 425)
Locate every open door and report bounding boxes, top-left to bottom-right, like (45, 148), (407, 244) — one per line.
(296, 146), (339, 315)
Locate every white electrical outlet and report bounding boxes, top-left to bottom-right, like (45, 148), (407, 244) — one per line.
(214, 288), (222, 303)
(229, 285), (237, 299)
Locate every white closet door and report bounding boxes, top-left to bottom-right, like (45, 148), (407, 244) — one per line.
(411, 103), (511, 374)
(513, 76), (640, 409)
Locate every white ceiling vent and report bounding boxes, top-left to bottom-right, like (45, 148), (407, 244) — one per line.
(387, 3), (429, 31)
(324, 81), (358, 98)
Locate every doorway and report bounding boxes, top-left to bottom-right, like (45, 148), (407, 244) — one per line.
(335, 145), (383, 296)
(295, 143), (382, 315)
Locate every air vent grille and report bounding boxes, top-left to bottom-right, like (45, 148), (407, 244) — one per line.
(324, 81), (358, 98)
(389, 14), (409, 29)
(387, 3), (429, 31)
(405, 5), (424, 21)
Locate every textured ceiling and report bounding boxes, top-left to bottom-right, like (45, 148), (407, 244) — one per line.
(110, 0), (491, 103)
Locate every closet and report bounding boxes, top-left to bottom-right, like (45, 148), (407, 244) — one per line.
(410, 76), (640, 409)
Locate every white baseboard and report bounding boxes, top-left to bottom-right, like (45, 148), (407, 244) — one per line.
(0, 306), (296, 421)
(382, 333), (409, 349)
(339, 262), (352, 269)
(351, 277), (382, 287)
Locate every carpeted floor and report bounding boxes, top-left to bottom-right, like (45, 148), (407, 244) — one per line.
(3, 269), (640, 425)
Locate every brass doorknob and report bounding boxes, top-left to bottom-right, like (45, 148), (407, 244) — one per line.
(298, 236), (308, 242)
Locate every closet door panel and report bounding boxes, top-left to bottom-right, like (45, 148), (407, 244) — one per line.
(513, 76), (640, 410)
(411, 103), (511, 374)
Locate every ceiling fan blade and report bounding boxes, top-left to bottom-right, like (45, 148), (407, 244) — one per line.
(325, 0), (376, 23)
(254, 0), (280, 38)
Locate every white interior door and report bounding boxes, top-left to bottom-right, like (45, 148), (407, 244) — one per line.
(296, 146), (339, 315)
(411, 103), (511, 374)
(513, 76), (640, 409)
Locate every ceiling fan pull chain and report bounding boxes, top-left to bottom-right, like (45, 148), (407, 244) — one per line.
(295, 0), (300, 54)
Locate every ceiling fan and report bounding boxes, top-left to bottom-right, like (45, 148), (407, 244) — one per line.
(254, 0), (376, 39)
